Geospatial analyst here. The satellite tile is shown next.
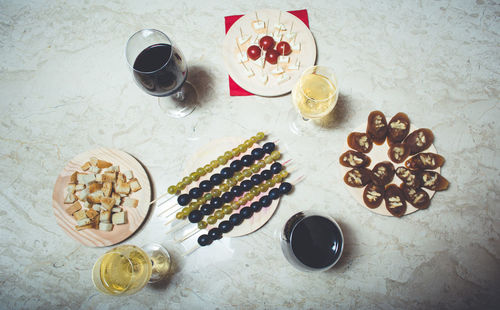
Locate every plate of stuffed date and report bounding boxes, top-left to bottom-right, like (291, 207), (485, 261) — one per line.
(339, 111), (449, 217)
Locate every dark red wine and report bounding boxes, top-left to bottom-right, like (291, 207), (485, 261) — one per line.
(133, 43), (187, 96)
(290, 215), (343, 269)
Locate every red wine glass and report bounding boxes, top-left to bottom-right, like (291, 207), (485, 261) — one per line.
(125, 29), (197, 118)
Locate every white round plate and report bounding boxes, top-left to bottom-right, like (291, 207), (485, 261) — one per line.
(52, 148), (151, 247)
(340, 121), (440, 217)
(222, 9), (317, 96)
(183, 137), (281, 237)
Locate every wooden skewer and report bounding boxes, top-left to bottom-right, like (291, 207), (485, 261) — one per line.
(266, 19), (269, 35)
(183, 244), (200, 257)
(176, 227), (199, 243)
(255, 12), (258, 20)
(236, 39), (243, 54)
(239, 27), (243, 37)
(165, 221), (189, 235)
(290, 21), (294, 33)
(149, 192), (174, 206)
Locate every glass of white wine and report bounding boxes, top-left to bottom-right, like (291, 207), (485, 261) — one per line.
(92, 244), (171, 296)
(289, 66), (338, 135)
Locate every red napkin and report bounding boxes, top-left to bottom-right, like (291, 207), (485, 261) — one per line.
(224, 9), (310, 96)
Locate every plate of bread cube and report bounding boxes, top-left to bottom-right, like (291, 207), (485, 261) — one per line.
(52, 148), (151, 247)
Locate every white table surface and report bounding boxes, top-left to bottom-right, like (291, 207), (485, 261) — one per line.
(0, 1), (498, 309)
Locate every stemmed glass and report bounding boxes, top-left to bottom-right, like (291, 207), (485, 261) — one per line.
(125, 29), (197, 118)
(289, 66), (339, 135)
(92, 244), (171, 296)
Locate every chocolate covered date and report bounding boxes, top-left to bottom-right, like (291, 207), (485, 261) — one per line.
(404, 128), (434, 155)
(405, 152), (445, 170)
(388, 142), (410, 164)
(370, 161), (395, 186)
(384, 184), (407, 217)
(366, 111), (388, 145)
(387, 113), (410, 144)
(339, 150), (371, 168)
(347, 132), (373, 153)
(401, 184), (430, 209)
(363, 183), (385, 209)
(344, 168), (372, 188)
(420, 171), (449, 191)
(396, 167), (421, 188)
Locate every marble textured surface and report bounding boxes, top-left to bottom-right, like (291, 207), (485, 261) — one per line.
(0, 0), (499, 309)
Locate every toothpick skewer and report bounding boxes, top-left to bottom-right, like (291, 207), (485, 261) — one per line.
(150, 192), (174, 206)
(255, 12), (258, 20)
(290, 21), (294, 33)
(266, 19), (269, 35)
(236, 39), (243, 54)
(183, 244), (200, 257)
(239, 27), (243, 37)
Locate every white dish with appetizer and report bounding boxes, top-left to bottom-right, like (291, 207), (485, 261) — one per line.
(222, 9), (317, 96)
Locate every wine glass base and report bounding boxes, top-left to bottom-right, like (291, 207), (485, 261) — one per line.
(142, 243), (171, 283)
(287, 109), (317, 136)
(158, 81), (198, 118)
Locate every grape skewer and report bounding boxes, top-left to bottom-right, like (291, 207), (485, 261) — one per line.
(161, 148), (282, 224)
(151, 132), (267, 206)
(157, 141), (277, 216)
(177, 169), (290, 242)
(182, 179), (299, 256)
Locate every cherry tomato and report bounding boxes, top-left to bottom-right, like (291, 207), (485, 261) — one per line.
(276, 41), (291, 56)
(246, 45), (262, 61)
(259, 36), (275, 51)
(265, 49), (280, 64)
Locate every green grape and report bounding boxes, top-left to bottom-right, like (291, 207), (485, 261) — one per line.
(264, 156), (274, 164)
(257, 160), (266, 169)
(255, 184), (264, 193)
(188, 202), (197, 210)
(210, 160), (219, 169)
(227, 178), (237, 187)
(181, 207), (190, 217)
(267, 179), (276, 187)
(199, 196), (208, 204)
(175, 212), (184, 219)
(271, 150), (281, 160)
(204, 164), (214, 173)
(250, 188), (259, 196)
(190, 172), (200, 181)
(167, 185), (177, 195)
(176, 181), (186, 191)
(222, 205), (233, 214)
(279, 170), (289, 178)
(219, 183), (229, 192)
(250, 164), (260, 173)
(244, 192), (254, 201)
(214, 210), (225, 219)
(198, 221), (207, 229)
(242, 169), (252, 177)
(235, 200), (243, 207)
(230, 202), (239, 210)
(256, 132), (265, 140)
(211, 188), (221, 197)
(237, 144), (247, 153)
(224, 151), (233, 158)
(231, 148), (241, 157)
(250, 136), (258, 143)
(235, 172), (244, 181)
(261, 182), (270, 191)
(240, 196), (249, 204)
(244, 140), (253, 148)
(193, 201), (202, 209)
(207, 216), (217, 224)
(182, 176), (192, 184)
(203, 193), (212, 201)
(196, 167), (206, 176)
(272, 175), (282, 184)
(217, 156), (228, 165)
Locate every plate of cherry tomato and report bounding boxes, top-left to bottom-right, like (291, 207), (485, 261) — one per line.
(222, 9), (317, 96)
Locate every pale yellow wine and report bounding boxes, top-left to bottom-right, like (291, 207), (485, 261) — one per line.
(98, 245), (152, 295)
(293, 73), (337, 119)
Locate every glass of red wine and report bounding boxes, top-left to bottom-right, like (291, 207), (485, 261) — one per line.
(280, 211), (344, 272)
(125, 29), (197, 118)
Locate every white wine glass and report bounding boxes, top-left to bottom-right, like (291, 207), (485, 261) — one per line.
(125, 29), (198, 118)
(91, 243), (171, 296)
(288, 66), (338, 135)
